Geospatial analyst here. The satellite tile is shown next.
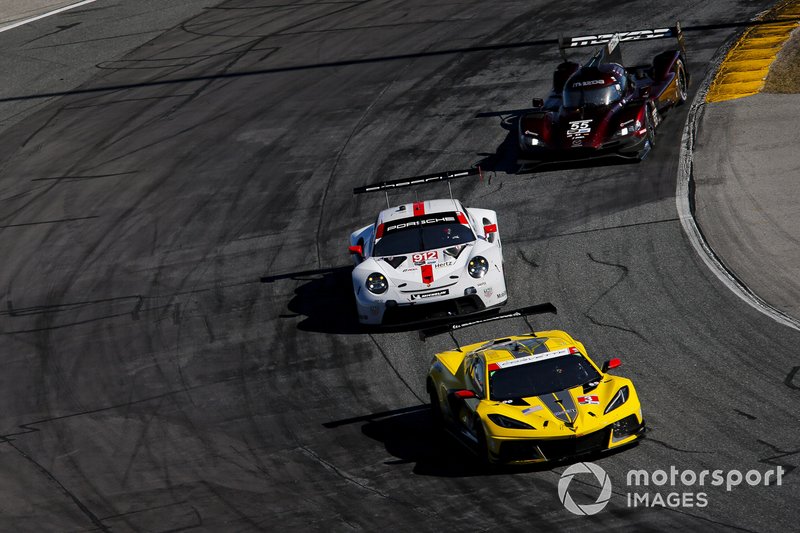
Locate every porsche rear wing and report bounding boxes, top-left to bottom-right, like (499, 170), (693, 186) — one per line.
(353, 167), (483, 207)
(419, 303), (557, 349)
(353, 167), (481, 195)
(558, 22), (685, 63)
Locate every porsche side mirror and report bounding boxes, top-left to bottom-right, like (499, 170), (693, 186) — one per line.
(483, 223), (498, 243)
(348, 244), (363, 258)
(602, 358), (622, 373)
(453, 389), (477, 399)
(532, 97), (544, 108)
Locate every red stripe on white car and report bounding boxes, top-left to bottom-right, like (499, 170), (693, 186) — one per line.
(375, 223), (385, 239)
(421, 264), (434, 284)
(413, 202), (425, 216)
(457, 212), (468, 224)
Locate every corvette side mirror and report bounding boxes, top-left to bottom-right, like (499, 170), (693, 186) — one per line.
(453, 389), (477, 399)
(602, 358), (622, 373)
(348, 245), (363, 258)
(532, 97), (544, 108)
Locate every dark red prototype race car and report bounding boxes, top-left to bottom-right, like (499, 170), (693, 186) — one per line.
(518, 24), (689, 165)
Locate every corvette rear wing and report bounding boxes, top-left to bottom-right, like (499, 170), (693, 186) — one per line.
(558, 22), (685, 63)
(419, 303), (557, 349)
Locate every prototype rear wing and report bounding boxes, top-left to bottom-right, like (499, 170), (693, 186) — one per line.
(558, 22), (685, 62)
(353, 167), (481, 195)
(419, 303), (557, 345)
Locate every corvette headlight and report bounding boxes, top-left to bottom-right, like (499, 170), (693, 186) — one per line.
(365, 272), (388, 294)
(468, 256), (489, 279)
(488, 414), (535, 430)
(604, 386), (630, 414)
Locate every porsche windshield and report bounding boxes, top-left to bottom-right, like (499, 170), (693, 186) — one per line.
(373, 219), (475, 257)
(489, 353), (601, 400)
(563, 82), (623, 108)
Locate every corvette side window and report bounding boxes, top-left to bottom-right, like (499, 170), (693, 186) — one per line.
(469, 360), (485, 398)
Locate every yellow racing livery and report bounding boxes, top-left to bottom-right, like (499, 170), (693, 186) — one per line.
(426, 324), (644, 464)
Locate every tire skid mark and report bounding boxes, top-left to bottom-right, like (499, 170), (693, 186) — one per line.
(756, 438), (799, 476)
(584, 252), (647, 342)
(3, 439), (110, 532)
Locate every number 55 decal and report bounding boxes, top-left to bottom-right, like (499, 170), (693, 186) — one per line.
(566, 119), (593, 137)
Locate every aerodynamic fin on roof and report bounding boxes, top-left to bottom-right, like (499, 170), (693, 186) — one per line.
(419, 303), (558, 350)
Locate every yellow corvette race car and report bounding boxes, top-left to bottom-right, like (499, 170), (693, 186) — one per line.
(424, 304), (644, 464)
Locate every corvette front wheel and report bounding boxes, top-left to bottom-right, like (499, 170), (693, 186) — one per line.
(473, 419), (491, 465)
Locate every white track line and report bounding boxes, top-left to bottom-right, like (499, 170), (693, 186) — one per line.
(0, 0), (99, 34)
(676, 30), (800, 333)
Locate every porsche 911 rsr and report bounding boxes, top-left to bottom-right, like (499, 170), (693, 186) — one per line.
(426, 311), (644, 464)
(349, 198), (506, 325)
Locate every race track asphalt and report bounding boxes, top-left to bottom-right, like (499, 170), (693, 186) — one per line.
(0, 1), (798, 531)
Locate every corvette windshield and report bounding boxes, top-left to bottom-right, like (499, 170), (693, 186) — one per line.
(563, 82), (623, 108)
(373, 222), (475, 257)
(489, 353), (601, 400)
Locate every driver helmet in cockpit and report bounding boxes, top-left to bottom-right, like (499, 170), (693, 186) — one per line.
(562, 63), (628, 108)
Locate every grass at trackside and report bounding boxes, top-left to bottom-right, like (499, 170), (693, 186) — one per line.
(764, 27), (800, 93)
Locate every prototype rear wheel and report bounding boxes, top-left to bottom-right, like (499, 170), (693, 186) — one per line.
(675, 59), (688, 105)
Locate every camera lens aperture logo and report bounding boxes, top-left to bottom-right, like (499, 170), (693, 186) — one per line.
(558, 462), (613, 516)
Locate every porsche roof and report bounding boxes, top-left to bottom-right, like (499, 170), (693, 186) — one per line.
(377, 198), (464, 224)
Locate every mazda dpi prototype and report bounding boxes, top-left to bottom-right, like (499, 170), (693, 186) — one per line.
(350, 171), (506, 325)
(425, 305), (644, 464)
(518, 24), (690, 163)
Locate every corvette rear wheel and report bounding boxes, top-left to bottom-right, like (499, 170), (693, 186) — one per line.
(429, 385), (443, 426)
(675, 59), (688, 105)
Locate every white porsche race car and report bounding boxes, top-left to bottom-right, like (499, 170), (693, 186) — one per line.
(349, 198), (507, 325)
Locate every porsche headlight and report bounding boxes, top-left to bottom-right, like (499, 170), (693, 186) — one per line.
(604, 385), (630, 414)
(468, 256), (489, 279)
(488, 414), (535, 430)
(365, 272), (388, 294)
